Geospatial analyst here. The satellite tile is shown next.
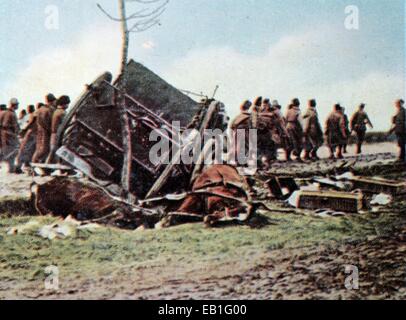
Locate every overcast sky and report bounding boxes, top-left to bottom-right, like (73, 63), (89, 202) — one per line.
(0, 0), (404, 130)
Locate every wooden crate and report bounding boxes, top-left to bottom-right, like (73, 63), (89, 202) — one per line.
(349, 177), (406, 195)
(297, 190), (364, 213)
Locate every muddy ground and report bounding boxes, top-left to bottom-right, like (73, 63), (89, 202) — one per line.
(0, 142), (405, 300)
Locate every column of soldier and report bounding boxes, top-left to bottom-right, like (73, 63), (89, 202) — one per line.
(0, 93), (71, 174)
(230, 97), (406, 167)
(1, 94), (405, 174)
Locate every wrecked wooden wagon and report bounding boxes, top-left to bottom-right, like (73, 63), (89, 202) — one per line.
(32, 60), (254, 228)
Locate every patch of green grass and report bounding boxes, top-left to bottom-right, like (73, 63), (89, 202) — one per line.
(1, 205), (404, 292)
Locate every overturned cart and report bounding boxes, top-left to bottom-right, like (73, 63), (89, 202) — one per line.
(34, 61), (254, 228)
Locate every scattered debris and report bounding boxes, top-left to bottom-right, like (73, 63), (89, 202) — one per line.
(314, 209), (346, 218)
(312, 177), (352, 191)
(335, 171), (355, 180)
(266, 176), (299, 199)
(7, 220), (41, 235)
(39, 223), (75, 240)
(31, 163), (75, 176)
(370, 193), (392, 206)
(39, 218), (100, 240)
(287, 191), (301, 208)
(299, 183), (320, 192)
(6, 216), (100, 240)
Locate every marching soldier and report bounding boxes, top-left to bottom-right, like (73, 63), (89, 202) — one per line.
(341, 107), (351, 154)
(46, 93), (58, 115)
(249, 97), (262, 128)
(229, 100), (252, 166)
(251, 97), (263, 112)
(267, 104), (290, 162)
(389, 99), (406, 162)
(47, 95), (70, 163)
(32, 95), (54, 163)
(230, 100), (251, 129)
(15, 104), (37, 173)
(325, 104), (347, 159)
(272, 100), (282, 117)
(257, 103), (277, 165)
(272, 100), (290, 161)
(285, 98), (304, 162)
(36, 102), (45, 111)
(350, 103), (373, 154)
(303, 99), (323, 161)
(246, 97), (262, 166)
(0, 98), (20, 173)
(261, 98), (271, 113)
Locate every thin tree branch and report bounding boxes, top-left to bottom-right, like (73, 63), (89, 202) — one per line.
(97, 0), (168, 22)
(129, 20), (160, 33)
(96, 3), (122, 21)
(126, 0), (169, 20)
(128, 7), (166, 32)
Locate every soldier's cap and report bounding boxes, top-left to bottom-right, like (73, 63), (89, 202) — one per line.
(292, 98), (300, 106)
(9, 98), (19, 105)
(58, 95), (71, 106)
(240, 100), (252, 111)
(253, 96), (263, 107)
(46, 93), (57, 102)
(309, 99), (317, 107)
(272, 100), (282, 109)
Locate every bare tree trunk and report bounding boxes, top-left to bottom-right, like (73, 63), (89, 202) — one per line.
(119, 0), (129, 77)
(118, 0), (134, 199)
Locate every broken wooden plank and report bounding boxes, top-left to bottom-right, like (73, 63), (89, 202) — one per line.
(31, 163), (73, 171)
(349, 176), (406, 195)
